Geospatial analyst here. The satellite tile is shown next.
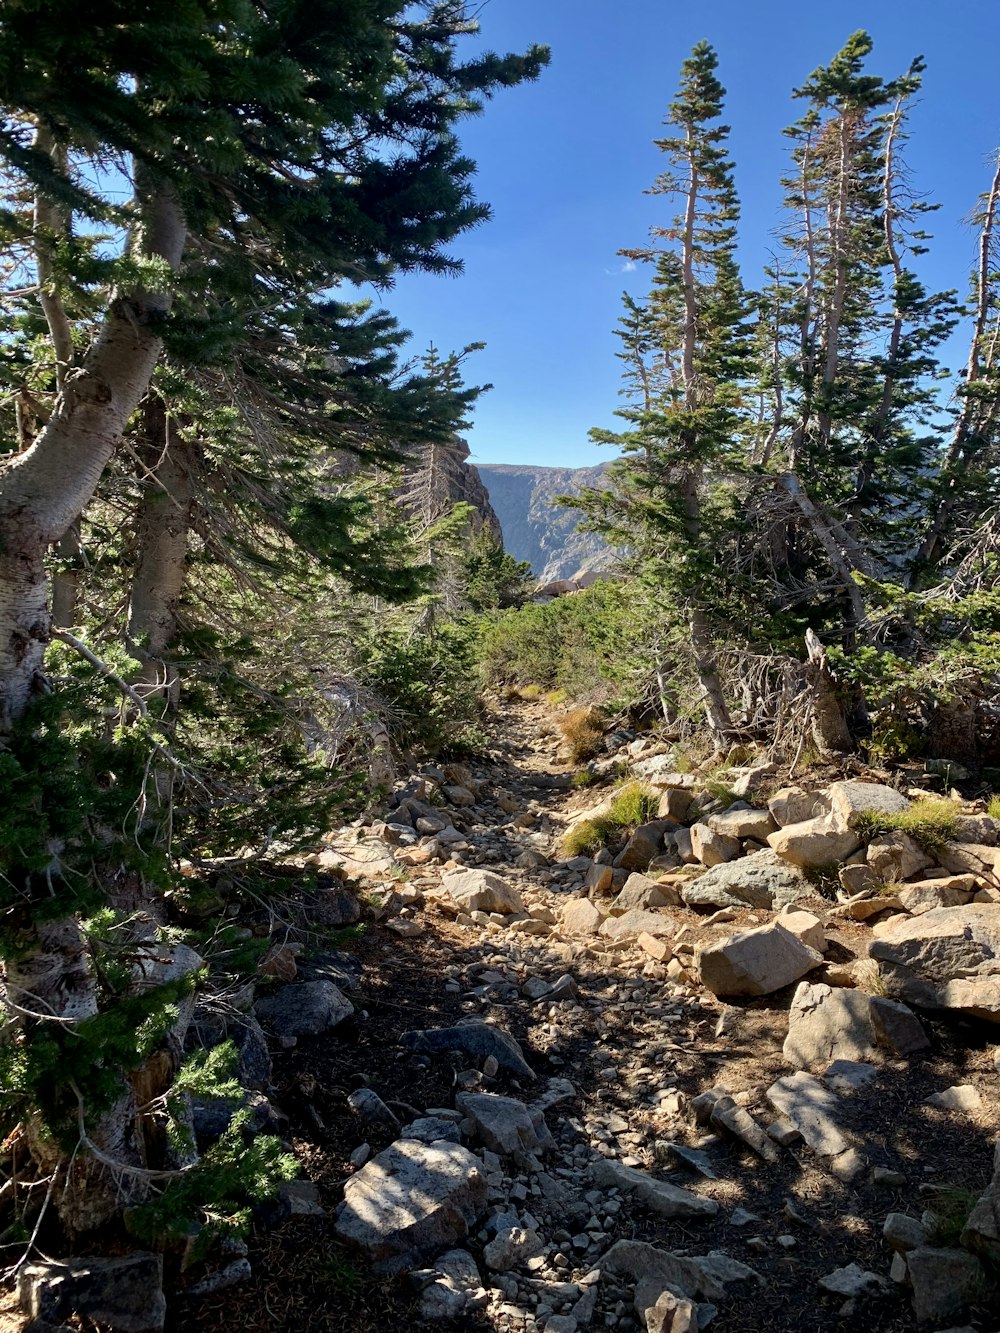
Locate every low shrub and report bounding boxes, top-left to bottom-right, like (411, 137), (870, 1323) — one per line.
(562, 781), (657, 855)
(559, 706), (606, 762)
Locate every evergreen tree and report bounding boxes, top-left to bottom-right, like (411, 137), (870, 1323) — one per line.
(575, 42), (755, 744)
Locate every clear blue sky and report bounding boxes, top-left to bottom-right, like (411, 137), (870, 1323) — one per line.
(378, 0), (1000, 468)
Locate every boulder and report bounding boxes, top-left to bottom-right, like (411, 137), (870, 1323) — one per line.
(411, 1249), (488, 1321)
(442, 869), (524, 916)
(696, 922), (823, 997)
(456, 1092), (553, 1168)
(869, 905), (1000, 1022)
(584, 862), (614, 897)
(951, 813), (1000, 845)
(768, 786), (825, 827)
(896, 881), (976, 915)
(399, 1023), (535, 1080)
(690, 821), (740, 867)
(782, 982), (928, 1070)
(638, 931), (672, 962)
(483, 1223), (544, 1272)
(680, 849), (809, 911)
(935, 842), (1000, 878)
(828, 780), (910, 831)
(777, 908), (826, 952)
(631, 756), (697, 789)
(17, 1254), (165, 1333)
(615, 820), (669, 871)
(768, 814), (862, 868)
(707, 804), (777, 841)
(599, 908), (677, 940)
(658, 788), (694, 821)
(591, 1158), (718, 1220)
(601, 1239), (762, 1304)
(561, 898), (604, 934)
(866, 831), (932, 881)
(253, 980), (353, 1044)
(904, 1246), (992, 1326)
(674, 827), (696, 863)
(609, 873), (678, 915)
(961, 1141), (1000, 1262)
(335, 1139), (488, 1273)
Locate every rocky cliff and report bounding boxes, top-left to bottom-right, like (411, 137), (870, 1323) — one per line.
(473, 462), (616, 582)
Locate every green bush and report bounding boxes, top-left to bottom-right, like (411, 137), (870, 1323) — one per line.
(854, 798), (959, 854)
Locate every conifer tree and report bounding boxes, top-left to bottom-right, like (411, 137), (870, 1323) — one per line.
(576, 42), (755, 744)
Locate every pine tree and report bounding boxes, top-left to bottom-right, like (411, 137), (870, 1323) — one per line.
(575, 42), (755, 744)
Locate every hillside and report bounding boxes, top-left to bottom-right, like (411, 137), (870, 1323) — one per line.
(474, 462), (617, 582)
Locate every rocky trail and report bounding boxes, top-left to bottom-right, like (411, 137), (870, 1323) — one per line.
(13, 699), (1000, 1333)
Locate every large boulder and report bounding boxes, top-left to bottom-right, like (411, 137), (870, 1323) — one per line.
(869, 905), (1000, 1022)
(866, 831), (932, 881)
(615, 820), (670, 871)
(609, 873), (679, 914)
(828, 780), (909, 831)
(442, 869), (524, 915)
(782, 981), (928, 1070)
(768, 786), (826, 827)
(767, 814), (861, 868)
(334, 1138), (488, 1273)
(680, 849), (809, 911)
(696, 921), (823, 997)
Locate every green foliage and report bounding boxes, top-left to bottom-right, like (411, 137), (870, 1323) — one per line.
(356, 618), (483, 756)
(460, 529), (533, 611)
(925, 1186), (981, 1247)
(854, 798), (959, 853)
(802, 863), (843, 901)
(572, 769), (598, 789)
(988, 795), (1000, 821)
(562, 782), (657, 855)
(126, 1109), (298, 1257)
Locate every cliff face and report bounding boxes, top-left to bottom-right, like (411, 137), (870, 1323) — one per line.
(400, 437), (503, 540)
(474, 463), (616, 582)
(444, 439), (503, 540)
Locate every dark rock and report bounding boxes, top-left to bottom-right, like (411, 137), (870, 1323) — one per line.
(254, 979), (353, 1044)
(399, 1023), (534, 1080)
(18, 1254), (165, 1333)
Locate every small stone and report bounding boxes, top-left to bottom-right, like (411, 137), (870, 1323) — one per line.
(818, 1263), (887, 1297)
(924, 1084), (983, 1114)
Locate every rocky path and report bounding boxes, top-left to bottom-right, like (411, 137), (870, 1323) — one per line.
(169, 698), (1000, 1333)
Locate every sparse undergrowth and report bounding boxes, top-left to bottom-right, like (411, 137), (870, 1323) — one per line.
(855, 798), (959, 854)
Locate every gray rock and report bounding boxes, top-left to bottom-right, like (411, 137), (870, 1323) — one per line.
(590, 1159), (718, 1220)
(783, 982), (928, 1070)
(18, 1254), (166, 1333)
(961, 1141), (1000, 1262)
(680, 849), (809, 911)
(411, 1248), (487, 1320)
(690, 821), (741, 867)
(905, 1247), (992, 1325)
(442, 869), (524, 915)
(822, 1060), (878, 1093)
(924, 1084), (983, 1113)
(658, 788), (694, 821)
(602, 1239), (762, 1303)
(710, 1095), (780, 1163)
(348, 1087), (400, 1130)
(253, 980), (353, 1044)
(768, 786), (825, 827)
(883, 1212), (930, 1252)
(609, 873), (678, 915)
(400, 1116), (462, 1144)
(334, 1138), (488, 1273)
(866, 831), (932, 881)
(456, 1092), (554, 1167)
(765, 1072), (850, 1158)
(707, 805), (777, 841)
(615, 821), (670, 871)
(399, 1023), (535, 1080)
(869, 905), (1000, 1022)
(599, 908), (677, 939)
(185, 1258), (252, 1297)
(817, 1263), (887, 1297)
(483, 1224), (544, 1271)
(828, 780), (910, 830)
(585, 862), (614, 897)
(697, 921), (823, 997)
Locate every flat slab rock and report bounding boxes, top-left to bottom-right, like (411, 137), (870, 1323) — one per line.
(680, 849), (809, 911)
(591, 1158), (719, 1220)
(601, 1239), (762, 1303)
(334, 1138), (488, 1273)
(697, 921), (823, 997)
(869, 905), (1000, 1022)
(599, 908), (677, 939)
(766, 1071), (850, 1158)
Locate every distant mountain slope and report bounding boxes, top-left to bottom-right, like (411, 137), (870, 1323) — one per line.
(474, 462), (616, 582)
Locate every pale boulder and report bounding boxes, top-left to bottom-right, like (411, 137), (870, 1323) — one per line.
(696, 921), (823, 997)
(828, 780), (910, 831)
(768, 786), (824, 827)
(690, 821), (740, 867)
(561, 898), (604, 935)
(869, 904), (1000, 1021)
(442, 869), (523, 916)
(767, 814), (861, 868)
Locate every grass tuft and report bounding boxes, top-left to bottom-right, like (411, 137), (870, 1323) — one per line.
(855, 797), (959, 854)
(559, 706), (606, 763)
(562, 781), (658, 856)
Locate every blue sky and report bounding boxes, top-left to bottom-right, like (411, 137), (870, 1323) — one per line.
(378, 0), (1000, 468)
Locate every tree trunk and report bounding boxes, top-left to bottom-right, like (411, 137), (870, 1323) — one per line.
(128, 401), (194, 709)
(690, 608), (734, 750)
